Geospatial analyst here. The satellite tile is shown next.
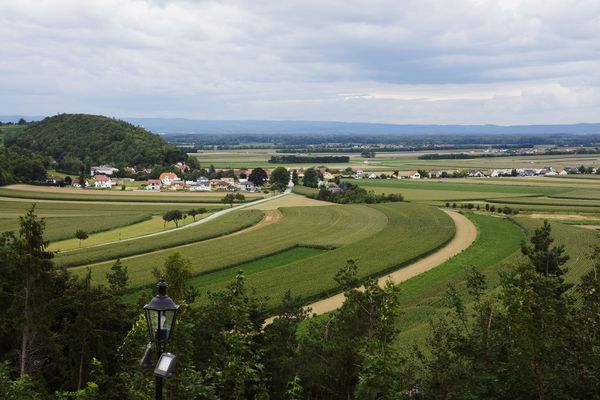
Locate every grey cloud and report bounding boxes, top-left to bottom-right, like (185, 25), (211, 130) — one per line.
(0, 0), (599, 124)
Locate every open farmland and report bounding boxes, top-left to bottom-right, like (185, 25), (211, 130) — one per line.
(56, 209), (264, 267)
(0, 184), (264, 203)
(49, 214), (203, 252)
(80, 202), (455, 308)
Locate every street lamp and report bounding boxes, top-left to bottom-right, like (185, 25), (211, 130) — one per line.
(143, 278), (180, 400)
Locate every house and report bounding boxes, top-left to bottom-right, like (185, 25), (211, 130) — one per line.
(467, 170), (485, 178)
(322, 172), (335, 180)
(563, 167), (581, 174)
(189, 178), (211, 191)
(168, 182), (187, 191)
(429, 169), (443, 178)
(159, 172), (181, 186)
(46, 176), (64, 185)
(325, 182), (342, 193)
(146, 179), (161, 190)
(398, 171), (421, 179)
(210, 180), (230, 191)
(93, 174), (113, 189)
(354, 169), (364, 179)
(72, 178), (88, 188)
(240, 181), (259, 192)
(91, 165), (119, 176)
(174, 162), (190, 173)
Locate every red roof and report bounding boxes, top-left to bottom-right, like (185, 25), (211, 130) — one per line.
(94, 175), (110, 182)
(159, 172), (178, 180)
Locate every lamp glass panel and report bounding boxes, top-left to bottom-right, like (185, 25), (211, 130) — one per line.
(145, 309), (159, 341)
(159, 310), (175, 341)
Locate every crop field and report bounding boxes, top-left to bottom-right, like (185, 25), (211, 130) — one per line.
(0, 184), (263, 203)
(0, 198), (224, 242)
(392, 213), (600, 350)
(49, 214), (203, 252)
(73, 204), (390, 283)
(247, 193), (335, 210)
(487, 196), (600, 208)
(57, 209), (264, 268)
(80, 203), (455, 308)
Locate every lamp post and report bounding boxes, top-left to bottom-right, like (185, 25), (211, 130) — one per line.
(143, 278), (180, 400)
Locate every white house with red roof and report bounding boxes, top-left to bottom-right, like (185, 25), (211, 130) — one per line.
(146, 179), (161, 190)
(93, 174), (113, 189)
(159, 172), (181, 186)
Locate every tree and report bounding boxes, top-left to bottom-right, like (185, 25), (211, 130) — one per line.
(291, 169), (299, 185)
(270, 166), (290, 190)
(188, 209), (199, 221)
(248, 168), (268, 186)
(74, 229), (89, 248)
(11, 207), (54, 376)
(64, 176), (72, 185)
(521, 220), (569, 276)
(361, 149), (376, 158)
(235, 193), (246, 204)
(152, 252), (194, 303)
(222, 193), (236, 208)
(106, 259), (128, 292)
(302, 168), (319, 188)
(162, 210), (183, 228)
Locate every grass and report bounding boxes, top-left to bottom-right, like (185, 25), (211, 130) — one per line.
(393, 213), (525, 349)
(349, 179), (571, 196)
(512, 217), (600, 284)
(57, 210), (264, 268)
(49, 214), (204, 252)
(0, 213), (153, 242)
(487, 196), (600, 208)
(0, 185), (263, 203)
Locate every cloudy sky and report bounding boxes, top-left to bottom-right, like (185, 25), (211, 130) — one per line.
(1, 0), (599, 124)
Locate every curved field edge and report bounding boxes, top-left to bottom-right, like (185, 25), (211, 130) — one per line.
(58, 210), (264, 268)
(212, 203), (455, 309)
(75, 204), (390, 286)
(393, 213), (525, 349)
(118, 203), (455, 310)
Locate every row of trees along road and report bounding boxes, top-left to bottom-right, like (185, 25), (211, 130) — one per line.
(2, 208), (600, 398)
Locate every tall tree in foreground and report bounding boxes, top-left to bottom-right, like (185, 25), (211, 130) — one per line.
(11, 207), (54, 377)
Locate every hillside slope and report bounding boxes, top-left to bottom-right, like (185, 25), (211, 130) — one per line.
(4, 113), (185, 169)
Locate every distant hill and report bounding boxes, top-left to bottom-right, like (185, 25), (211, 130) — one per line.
(123, 118), (600, 135)
(4, 114), (186, 170)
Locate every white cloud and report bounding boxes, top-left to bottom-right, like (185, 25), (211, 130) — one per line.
(0, 0), (599, 124)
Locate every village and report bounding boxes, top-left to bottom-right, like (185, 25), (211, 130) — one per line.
(42, 161), (599, 193)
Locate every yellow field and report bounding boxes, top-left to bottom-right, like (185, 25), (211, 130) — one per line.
(246, 193), (336, 210)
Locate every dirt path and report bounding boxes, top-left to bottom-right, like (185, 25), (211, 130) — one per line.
(278, 210), (478, 319)
(71, 210), (283, 270)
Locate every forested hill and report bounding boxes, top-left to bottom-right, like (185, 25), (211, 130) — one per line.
(4, 114), (187, 169)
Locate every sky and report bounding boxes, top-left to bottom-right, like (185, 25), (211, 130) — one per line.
(1, 0), (600, 124)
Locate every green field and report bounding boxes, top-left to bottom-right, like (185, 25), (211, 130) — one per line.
(80, 203), (455, 308)
(0, 186), (259, 204)
(49, 214), (204, 252)
(56, 210), (264, 268)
